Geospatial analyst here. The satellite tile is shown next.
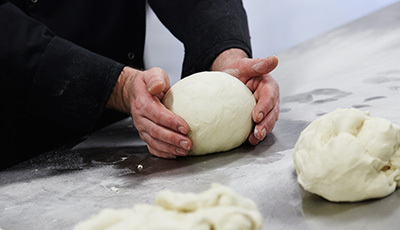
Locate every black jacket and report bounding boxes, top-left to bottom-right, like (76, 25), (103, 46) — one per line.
(0, 0), (252, 168)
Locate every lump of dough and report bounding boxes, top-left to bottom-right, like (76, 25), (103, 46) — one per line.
(293, 108), (400, 202)
(73, 184), (263, 230)
(163, 71), (256, 155)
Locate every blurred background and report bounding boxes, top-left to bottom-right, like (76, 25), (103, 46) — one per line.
(144, 0), (400, 85)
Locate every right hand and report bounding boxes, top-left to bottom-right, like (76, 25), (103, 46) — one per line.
(107, 66), (193, 158)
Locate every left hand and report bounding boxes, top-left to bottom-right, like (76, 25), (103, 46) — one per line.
(211, 49), (280, 145)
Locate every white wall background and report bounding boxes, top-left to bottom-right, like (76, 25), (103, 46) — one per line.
(144, 0), (400, 85)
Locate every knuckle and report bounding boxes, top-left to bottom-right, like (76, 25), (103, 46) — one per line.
(146, 67), (166, 78)
(133, 96), (147, 111)
(170, 133), (183, 147)
(165, 116), (177, 131)
(275, 105), (280, 121)
(149, 67), (162, 72)
(161, 129), (180, 147)
(148, 125), (159, 138)
(139, 131), (150, 143)
(132, 118), (145, 132)
(147, 146), (161, 158)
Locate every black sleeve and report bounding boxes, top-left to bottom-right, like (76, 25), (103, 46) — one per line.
(0, 2), (124, 132)
(148, 0), (252, 77)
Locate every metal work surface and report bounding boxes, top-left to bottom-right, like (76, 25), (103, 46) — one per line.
(1, 3), (400, 230)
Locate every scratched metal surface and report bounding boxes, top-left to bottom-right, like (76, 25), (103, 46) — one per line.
(1, 3), (400, 230)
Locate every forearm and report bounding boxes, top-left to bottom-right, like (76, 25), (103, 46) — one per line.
(0, 2), (53, 108)
(28, 36), (124, 132)
(1, 2), (123, 132)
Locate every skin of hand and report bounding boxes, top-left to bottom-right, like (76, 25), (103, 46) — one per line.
(107, 66), (193, 158)
(210, 48), (280, 145)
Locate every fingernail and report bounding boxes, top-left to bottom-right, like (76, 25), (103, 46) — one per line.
(254, 127), (267, 140)
(180, 140), (190, 150)
(252, 61), (266, 73)
(261, 128), (267, 139)
(176, 148), (188, 156)
(254, 128), (260, 139)
(178, 126), (188, 135)
(258, 112), (264, 122)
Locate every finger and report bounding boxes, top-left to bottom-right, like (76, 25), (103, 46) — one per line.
(147, 145), (177, 159)
(250, 75), (280, 123)
(252, 94), (276, 124)
(248, 132), (260, 146)
(234, 56), (279, 83)
(251, 56), (279, 75)
(252, 90), (279, 124)
(154, 92), (165, 101)
(141, 70), (190, 135)
(143, 100), (191, 136)
(132, 77), (190, 136)
(140, 131), (189, 157)
(143, 67), (171, 95)
(253, 103), (279, 141)
(136, 117), (192, 151)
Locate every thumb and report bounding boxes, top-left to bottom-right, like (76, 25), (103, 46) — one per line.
(143, 67), (171, 96)
(233, 56), (279, 82)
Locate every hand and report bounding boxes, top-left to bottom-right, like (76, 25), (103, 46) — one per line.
(107, 66), (193, 158)
(211, 49), (280, 145)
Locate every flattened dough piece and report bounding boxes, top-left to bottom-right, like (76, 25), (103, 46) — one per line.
(74, 184), (263, 230)
(294, 108), (400, 202)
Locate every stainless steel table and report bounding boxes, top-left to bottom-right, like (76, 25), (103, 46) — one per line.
(1, 3), (400, 229)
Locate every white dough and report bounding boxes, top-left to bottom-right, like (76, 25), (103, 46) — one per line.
(73, 184), (263, 230)
(163, 71), (256, 155)
(293, 108), (400, 202)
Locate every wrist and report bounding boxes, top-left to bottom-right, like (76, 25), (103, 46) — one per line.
(106, 66), (140, 114)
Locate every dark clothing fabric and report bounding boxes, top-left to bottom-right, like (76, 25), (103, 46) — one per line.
(0, 0), (252, 169)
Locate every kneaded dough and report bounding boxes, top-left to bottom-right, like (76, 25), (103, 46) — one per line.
(163, 71), (256, 155)
(73, 184), (263, 230)
(294, 108), (400, 202)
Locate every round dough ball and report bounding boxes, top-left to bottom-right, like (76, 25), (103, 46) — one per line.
(293, 108), (400, 202)
(163, 71), (256, 155)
